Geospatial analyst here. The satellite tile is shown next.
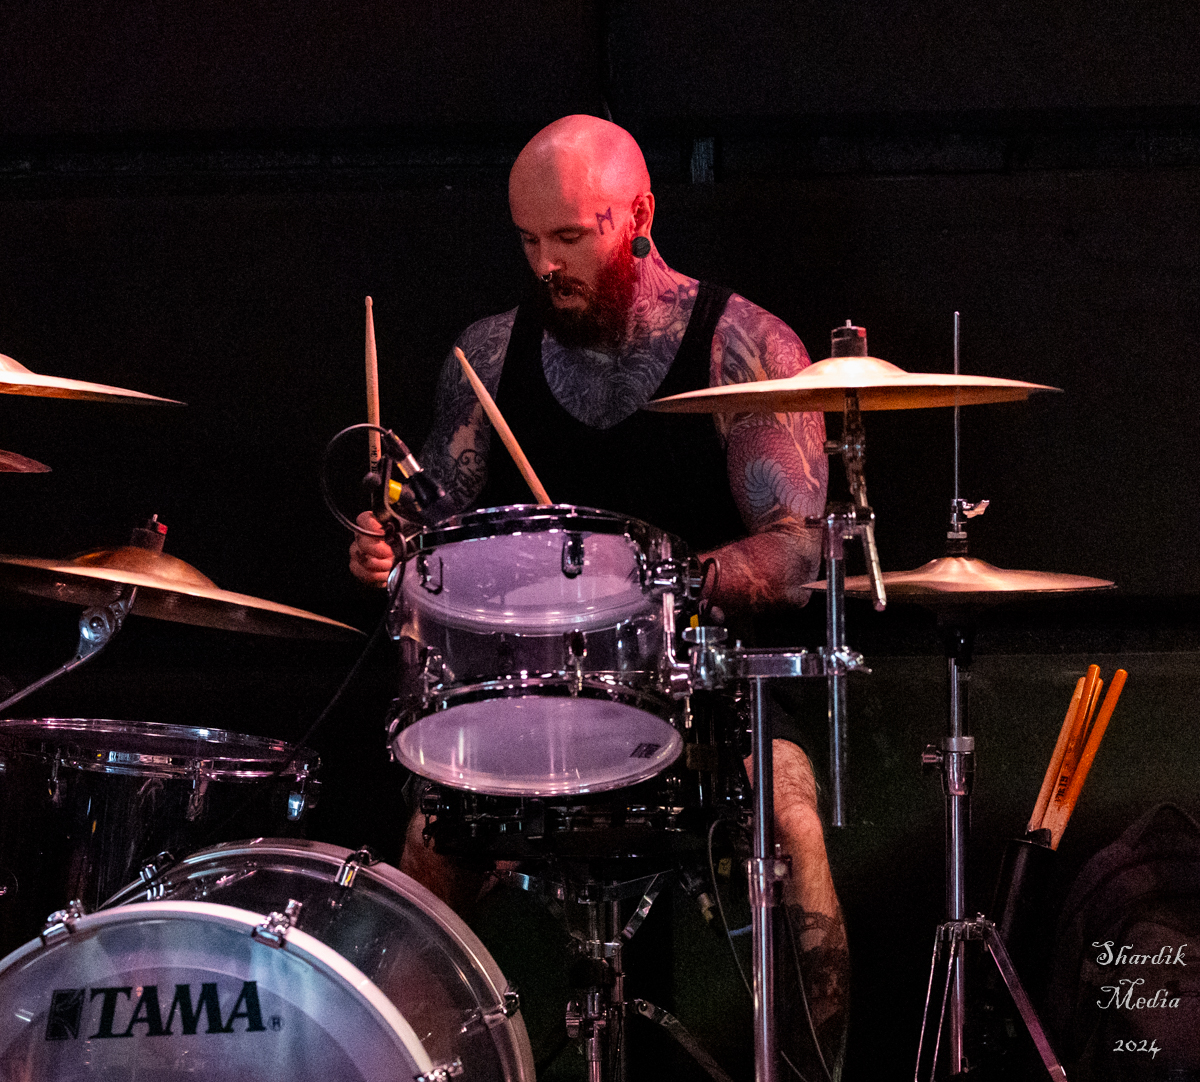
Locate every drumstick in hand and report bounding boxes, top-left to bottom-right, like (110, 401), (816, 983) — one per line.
(455, 346), (552, 505)
(365, 296), (382, 468)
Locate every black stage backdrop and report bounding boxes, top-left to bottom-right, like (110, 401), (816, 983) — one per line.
(1, 3), (1199, 1079)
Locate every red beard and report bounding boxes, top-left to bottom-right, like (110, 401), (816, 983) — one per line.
(538, 228), (639, 350)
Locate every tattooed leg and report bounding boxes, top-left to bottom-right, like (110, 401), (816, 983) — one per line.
(783, 905), (851, 1081)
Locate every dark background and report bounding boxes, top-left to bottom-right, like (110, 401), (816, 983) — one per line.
(2, 3), (1199, 1078)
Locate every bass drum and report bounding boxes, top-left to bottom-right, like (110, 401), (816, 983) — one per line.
(59, 837), (533, 1082)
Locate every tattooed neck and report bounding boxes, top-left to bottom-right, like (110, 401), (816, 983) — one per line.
(542, 253), (698, 429)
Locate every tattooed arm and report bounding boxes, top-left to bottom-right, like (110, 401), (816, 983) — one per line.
(416, 310), (515, 512)
(348, 311), (515, 585)
(701, 296), (827, 612)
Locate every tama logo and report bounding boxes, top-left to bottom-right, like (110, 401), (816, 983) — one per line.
(45, 982), (267, 1041)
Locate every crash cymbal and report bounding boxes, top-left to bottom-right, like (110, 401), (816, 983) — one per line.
(0, 547), (360, 640)
(807, 556), (1114, 607)
(0, 352), (184, 405)
(0, 449), (50, 473)
(648, 356), (1058, 414)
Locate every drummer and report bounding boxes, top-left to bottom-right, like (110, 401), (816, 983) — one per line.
(349, 114), (846, 1074)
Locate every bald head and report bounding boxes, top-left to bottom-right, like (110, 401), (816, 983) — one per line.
(510, 115), (651, 210)
(509, 117), (657, 346)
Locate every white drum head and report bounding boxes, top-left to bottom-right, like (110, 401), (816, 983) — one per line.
(393, 696), (683, 796)
(0, 901), (432, 1081)
(404, 523), (651, 634)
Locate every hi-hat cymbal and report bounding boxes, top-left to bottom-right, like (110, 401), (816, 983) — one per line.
(648, 356), (1058, 414)
(0, 547), (361, 640)
(0, 449), (50, 473)
(0, 353), (184, 405)
(807, 556), (1114, 607)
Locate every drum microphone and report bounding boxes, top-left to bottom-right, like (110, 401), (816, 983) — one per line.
(369, 429), (445, 513)
(677, 861), (717, 925)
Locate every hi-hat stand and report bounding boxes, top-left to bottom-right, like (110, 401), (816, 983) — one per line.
(913, 612), (1066, 1082)
(913, 313), (1067, 1081)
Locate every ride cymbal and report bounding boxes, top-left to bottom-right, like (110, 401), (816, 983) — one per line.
(648, 356), (1058, 414)
(0, 547), (361, 640)
(0, 353), (184, 405)
(807, 556), (1114, 608)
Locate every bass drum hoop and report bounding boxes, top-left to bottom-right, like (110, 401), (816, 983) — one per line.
(0, 899), (433, 1076)
(104, 837), (536, 1082)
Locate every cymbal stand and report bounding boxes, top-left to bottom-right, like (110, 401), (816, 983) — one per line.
(0, 515), (169, 714)
(808, 387), (886, 825)
(0, 585), (136, 714)
(685, 637), (846, 1082)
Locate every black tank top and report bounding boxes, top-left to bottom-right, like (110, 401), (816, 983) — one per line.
(475, 281), (746, 551)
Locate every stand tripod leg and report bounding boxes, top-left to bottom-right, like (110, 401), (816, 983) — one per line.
(914, 925), (963, 1082)
(980, 922), (1068, 1081)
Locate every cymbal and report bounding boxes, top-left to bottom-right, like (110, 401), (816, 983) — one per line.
(807, 556), (1115, 607)
(0, 449), (50, 473)
(648, 356), (1058, 414)
(0, 547), (361, 640)
(0, 353), (184, 405)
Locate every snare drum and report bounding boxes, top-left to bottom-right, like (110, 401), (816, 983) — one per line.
(26, 838), (531, 1082)
(388, 505), (690, 797)
(0, 719), (317, 955)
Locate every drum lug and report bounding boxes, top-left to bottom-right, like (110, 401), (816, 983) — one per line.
(252, 898), (304, 947)
(561, 532), (585, 578)
(185, 774), (210, 822)
(49, 754), (63, 806)
(422, 648), (448, 697)
(139, 850), (175, 884)
(42, 899), (86, 942)
(334, 846), (377, 888)
(461, 985), (520, 1035)
(415, 1059), (464, 1082)
(564, 630), (587, 695)
(416, 552), (444, 594)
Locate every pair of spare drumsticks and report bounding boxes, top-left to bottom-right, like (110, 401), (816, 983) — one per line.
(1028, 665), (1127, 848)
(364, 296), (553, 505)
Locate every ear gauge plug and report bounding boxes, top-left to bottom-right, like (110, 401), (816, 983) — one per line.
(631, 236), (651, 258)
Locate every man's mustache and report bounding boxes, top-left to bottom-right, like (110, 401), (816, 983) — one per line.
(539, 270), (591, 299)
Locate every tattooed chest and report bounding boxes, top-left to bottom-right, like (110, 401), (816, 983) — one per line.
(541, 335), (683, 430)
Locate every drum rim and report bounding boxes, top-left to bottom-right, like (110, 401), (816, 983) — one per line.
(412, 502), (684, 554)
(0, 898), (433, 1074)
(392, 693), (684, 797)
(100, 844), (532, 1079)
(0, 718), (318, 778)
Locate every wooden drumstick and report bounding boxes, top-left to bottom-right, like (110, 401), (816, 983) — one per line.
(1053, 665), (1103, 805)
(1028, 675), (1086, 833)
(365, 296), (382, 468)
(1044, 668), (1127, 848)
(455, 346), (552, 505)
